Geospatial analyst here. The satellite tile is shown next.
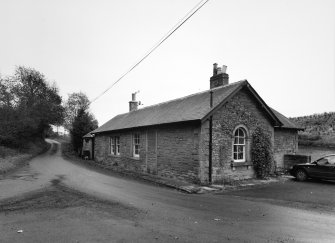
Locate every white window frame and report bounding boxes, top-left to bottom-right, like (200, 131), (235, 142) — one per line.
(110, 137), (115, 155)
(110, 136), (120, 156)
(133, 133), (140, 158)
(115, 136), (120, 155)
(233, 127), (246, 162)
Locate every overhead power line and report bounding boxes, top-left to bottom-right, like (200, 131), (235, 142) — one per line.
(88, 0), (210, 106)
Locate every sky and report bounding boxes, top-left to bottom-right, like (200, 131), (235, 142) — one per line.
(0, 0), (334, 126)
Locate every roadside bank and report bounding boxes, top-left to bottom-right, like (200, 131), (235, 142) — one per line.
(0, 140), (50, 176)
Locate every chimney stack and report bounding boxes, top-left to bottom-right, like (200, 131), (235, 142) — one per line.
(210, 63), (229, 89)
(129, 92), (139, 112)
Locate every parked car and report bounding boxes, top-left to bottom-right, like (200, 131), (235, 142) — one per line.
(289, 154), (335, 181)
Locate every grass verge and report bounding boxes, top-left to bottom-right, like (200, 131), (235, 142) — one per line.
(0, 139), (50, 175)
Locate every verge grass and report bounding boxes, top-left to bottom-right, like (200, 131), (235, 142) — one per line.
(0, 140), (49, 174)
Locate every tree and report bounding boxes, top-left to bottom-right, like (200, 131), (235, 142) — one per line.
(0, 76), (16, 108)
(0, 76), (16, 123)
(0, 66), (64, 147)
(13, 66), (64, 137)
(64, 92), (90, 130)
(0, 76), (19, 146)
(70, 108), (98, 154)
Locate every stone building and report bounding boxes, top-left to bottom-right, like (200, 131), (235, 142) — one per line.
(82, 132), (94, 159)
(90, 64), (301, 184)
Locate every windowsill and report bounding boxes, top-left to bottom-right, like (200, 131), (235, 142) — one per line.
(230, 161), (253, 167)
(108, 154), (120, 157)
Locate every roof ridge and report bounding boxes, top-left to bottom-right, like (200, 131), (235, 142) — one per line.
(127, 80), (247, 114)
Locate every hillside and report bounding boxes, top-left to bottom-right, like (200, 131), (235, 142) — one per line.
(290, 112), (335, 148)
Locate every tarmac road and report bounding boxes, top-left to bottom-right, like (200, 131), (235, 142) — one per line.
(1, 139), (335, 242)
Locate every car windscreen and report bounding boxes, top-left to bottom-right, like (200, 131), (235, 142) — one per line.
(317, 158), (328, 165)
(326, 156), (335, 165)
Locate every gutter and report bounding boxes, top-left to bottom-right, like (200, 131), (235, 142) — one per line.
(274, 126), (305, 131)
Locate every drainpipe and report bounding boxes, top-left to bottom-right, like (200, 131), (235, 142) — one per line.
(208, 91), (213, 184)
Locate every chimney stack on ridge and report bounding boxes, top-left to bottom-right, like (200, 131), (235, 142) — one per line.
(129, 92), (139, 112)
(210, 63), (229, 89)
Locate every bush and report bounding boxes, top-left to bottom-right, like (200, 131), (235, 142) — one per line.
(251, 127), (273, 179)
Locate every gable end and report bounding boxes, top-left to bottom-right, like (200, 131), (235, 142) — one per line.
(201, 81), (282, 127)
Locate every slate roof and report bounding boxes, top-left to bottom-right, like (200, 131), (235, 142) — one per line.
(83, 132), (94, 138)
(271, 108), (303, 130)
(92, 80), (300, 134)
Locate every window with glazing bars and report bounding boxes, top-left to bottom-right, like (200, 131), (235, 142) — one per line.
(133, 133), (140, 157)
(110, 137), (115, 155)
(115, 136), (120, 155)
(110, 136), (120, 155)
(233, 128), (246, 162)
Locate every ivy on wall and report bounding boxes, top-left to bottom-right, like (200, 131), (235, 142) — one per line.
(218, 99), (261, 136)
(251, 126), (273, 178)
(215, 95), (273, 172)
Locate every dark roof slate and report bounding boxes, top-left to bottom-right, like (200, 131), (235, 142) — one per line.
(83, 132), (94, 138)
(271, 108), (303, 130)
(92, 80), (301, 134)
(93, 80), (245, 133)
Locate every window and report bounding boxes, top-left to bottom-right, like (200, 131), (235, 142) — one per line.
(319, 155), (335, 165)
(115, 136), (120, 155)
(133, 133), (140, 157)
(110, 136), (120, 155)
(110, 137), (115, 155)
(328, 156), (335, 165)
(233, 127), (246, 162)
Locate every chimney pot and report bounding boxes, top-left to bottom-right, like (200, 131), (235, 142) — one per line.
(132, 93), (136, 101)
(129, 93), (139, 112)
(210, 63), (229, 89)
(222, 65), (227, 73)
(213, 63), (218, 75)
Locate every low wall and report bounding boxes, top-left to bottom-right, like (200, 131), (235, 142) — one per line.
(283, 154), (311, 170)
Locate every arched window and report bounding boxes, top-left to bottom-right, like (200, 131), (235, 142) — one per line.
(233, 127), (246, 162)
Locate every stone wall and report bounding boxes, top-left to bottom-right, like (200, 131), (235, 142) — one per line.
(274, 128), (298, 171)
(82, 138), (92, 159)
(156, 123), (200, 183)
(94, 122), (200, 183)
(283, 154), (311, 170)
(199, 87), (275, 184)
(94, 131), (145, 173)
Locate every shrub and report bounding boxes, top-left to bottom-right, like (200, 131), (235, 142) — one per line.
(251, 127), (273, 179)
